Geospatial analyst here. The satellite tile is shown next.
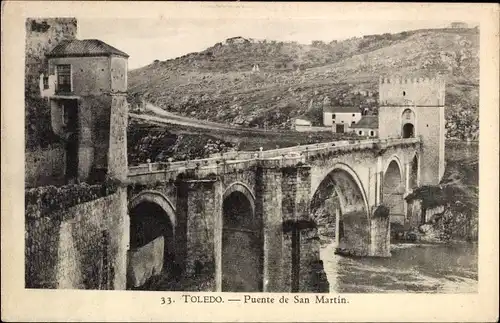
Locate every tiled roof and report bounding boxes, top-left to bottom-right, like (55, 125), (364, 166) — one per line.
(46, 39), (129, 58)
(323, 106), (360, 113)
(350, 116), (379, 129)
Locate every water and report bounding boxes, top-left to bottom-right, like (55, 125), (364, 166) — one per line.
(320, 242), (478, 293)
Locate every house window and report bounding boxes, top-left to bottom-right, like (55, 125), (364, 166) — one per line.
(370, 130), (374, 136)
(358, 131), (363, 135)
(352, 114), (355, 117)
(56, 64), (72, 92)
(43, 76), (49, 90)
(332, 114), (336, 118)
(351, 121), (355, 124)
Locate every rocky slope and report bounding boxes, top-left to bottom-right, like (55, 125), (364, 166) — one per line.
(128, 28), (479, 140)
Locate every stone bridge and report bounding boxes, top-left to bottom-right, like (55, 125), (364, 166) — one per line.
(125, 137), (422, 292)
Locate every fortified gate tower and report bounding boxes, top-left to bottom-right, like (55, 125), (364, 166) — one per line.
(378, 76), (446, 185)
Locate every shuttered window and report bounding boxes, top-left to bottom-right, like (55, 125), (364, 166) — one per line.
(56, 64), (72, 92)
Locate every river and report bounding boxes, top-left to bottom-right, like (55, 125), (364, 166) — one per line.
(320, 242), (478, 293)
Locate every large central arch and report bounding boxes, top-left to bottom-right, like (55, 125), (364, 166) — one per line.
(310, 164), (370, 256)
(221, 183), (263, 292)
(127, 191), (177, 290)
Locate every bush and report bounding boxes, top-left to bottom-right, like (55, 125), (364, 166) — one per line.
(25, 180), (120, 219)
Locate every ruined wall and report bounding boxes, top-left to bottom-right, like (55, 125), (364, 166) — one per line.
(25, 18), (77, 185)
(25, 147), (66, 188)
(25, 18), (77, 97)
(25, 187), (128, 289)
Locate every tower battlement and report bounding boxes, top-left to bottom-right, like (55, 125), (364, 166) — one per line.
(379, 76), (445, 85)
(379, 75), (446, 107)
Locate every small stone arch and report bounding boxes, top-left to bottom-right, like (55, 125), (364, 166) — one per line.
(383, 155), (404, 180)
(129, 190), (176, 228)
(222, 182), (256, 214)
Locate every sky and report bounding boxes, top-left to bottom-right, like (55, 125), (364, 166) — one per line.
(78, 17), (477, 70)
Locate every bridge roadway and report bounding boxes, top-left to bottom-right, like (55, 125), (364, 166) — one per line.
(127, 137), (421, 184)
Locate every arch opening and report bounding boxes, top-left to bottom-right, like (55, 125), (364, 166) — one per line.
(222, 191), (263, 292)
(310, 168), (369, 256)
(383, 160), (406, 238)
(127, 201), (177, 291)
(402, 123), (415, 138)
(401, 108), (416, 139)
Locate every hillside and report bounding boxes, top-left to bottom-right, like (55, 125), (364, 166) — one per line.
(128, 28), (479, 140)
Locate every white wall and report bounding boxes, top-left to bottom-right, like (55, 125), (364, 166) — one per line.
(323, 112), (361, 127)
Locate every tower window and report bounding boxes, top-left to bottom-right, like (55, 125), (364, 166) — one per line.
(332, 114), (336, 118)
(370, 131), (374, 136)
(352, 114), (355, 117)
(403, 91), (406, 96)
(56, 64), (72, 92)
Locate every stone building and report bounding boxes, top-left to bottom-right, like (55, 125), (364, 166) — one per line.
(323, 106), (362, 133)
(294, 117), (312, 132)
(450, 22), (468, 29)
(40, 39), (129, 183)
(351, 115), (379, 137)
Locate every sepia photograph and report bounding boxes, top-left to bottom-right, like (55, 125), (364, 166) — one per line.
(2, 1), (499, 322)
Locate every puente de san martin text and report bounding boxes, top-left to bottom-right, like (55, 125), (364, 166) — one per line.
(25, 18), (445, 292)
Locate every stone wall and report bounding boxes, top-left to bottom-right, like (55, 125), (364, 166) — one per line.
(25, 18), (77, 97)
(25, 147), (66, 188)
(25, 187), (128, 290)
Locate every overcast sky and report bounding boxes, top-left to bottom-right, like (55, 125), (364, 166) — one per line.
(77, 17), (476, 70)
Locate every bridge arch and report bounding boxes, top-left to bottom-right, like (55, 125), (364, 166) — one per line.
(310, 163), (370, 256)
(383, 155), (404, 181)
(127, 191), (177, 290)
(129, 190), (176, 228)
(222, 182), (256, 214)
(221, 182), (262, 292)
(382, 158), (406, 234)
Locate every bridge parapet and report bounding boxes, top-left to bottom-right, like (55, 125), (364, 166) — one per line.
(127, 137), (420, 184)
(305, 137), (420, 160)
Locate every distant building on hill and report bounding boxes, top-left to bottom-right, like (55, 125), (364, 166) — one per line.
(323, 106), (362, 133)
(450, 22), (468, 29)
(350, 115), (379, 137)
(294, 117), (312, 132)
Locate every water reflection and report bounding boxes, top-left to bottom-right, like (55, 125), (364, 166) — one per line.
(320, 243), (478, 293)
